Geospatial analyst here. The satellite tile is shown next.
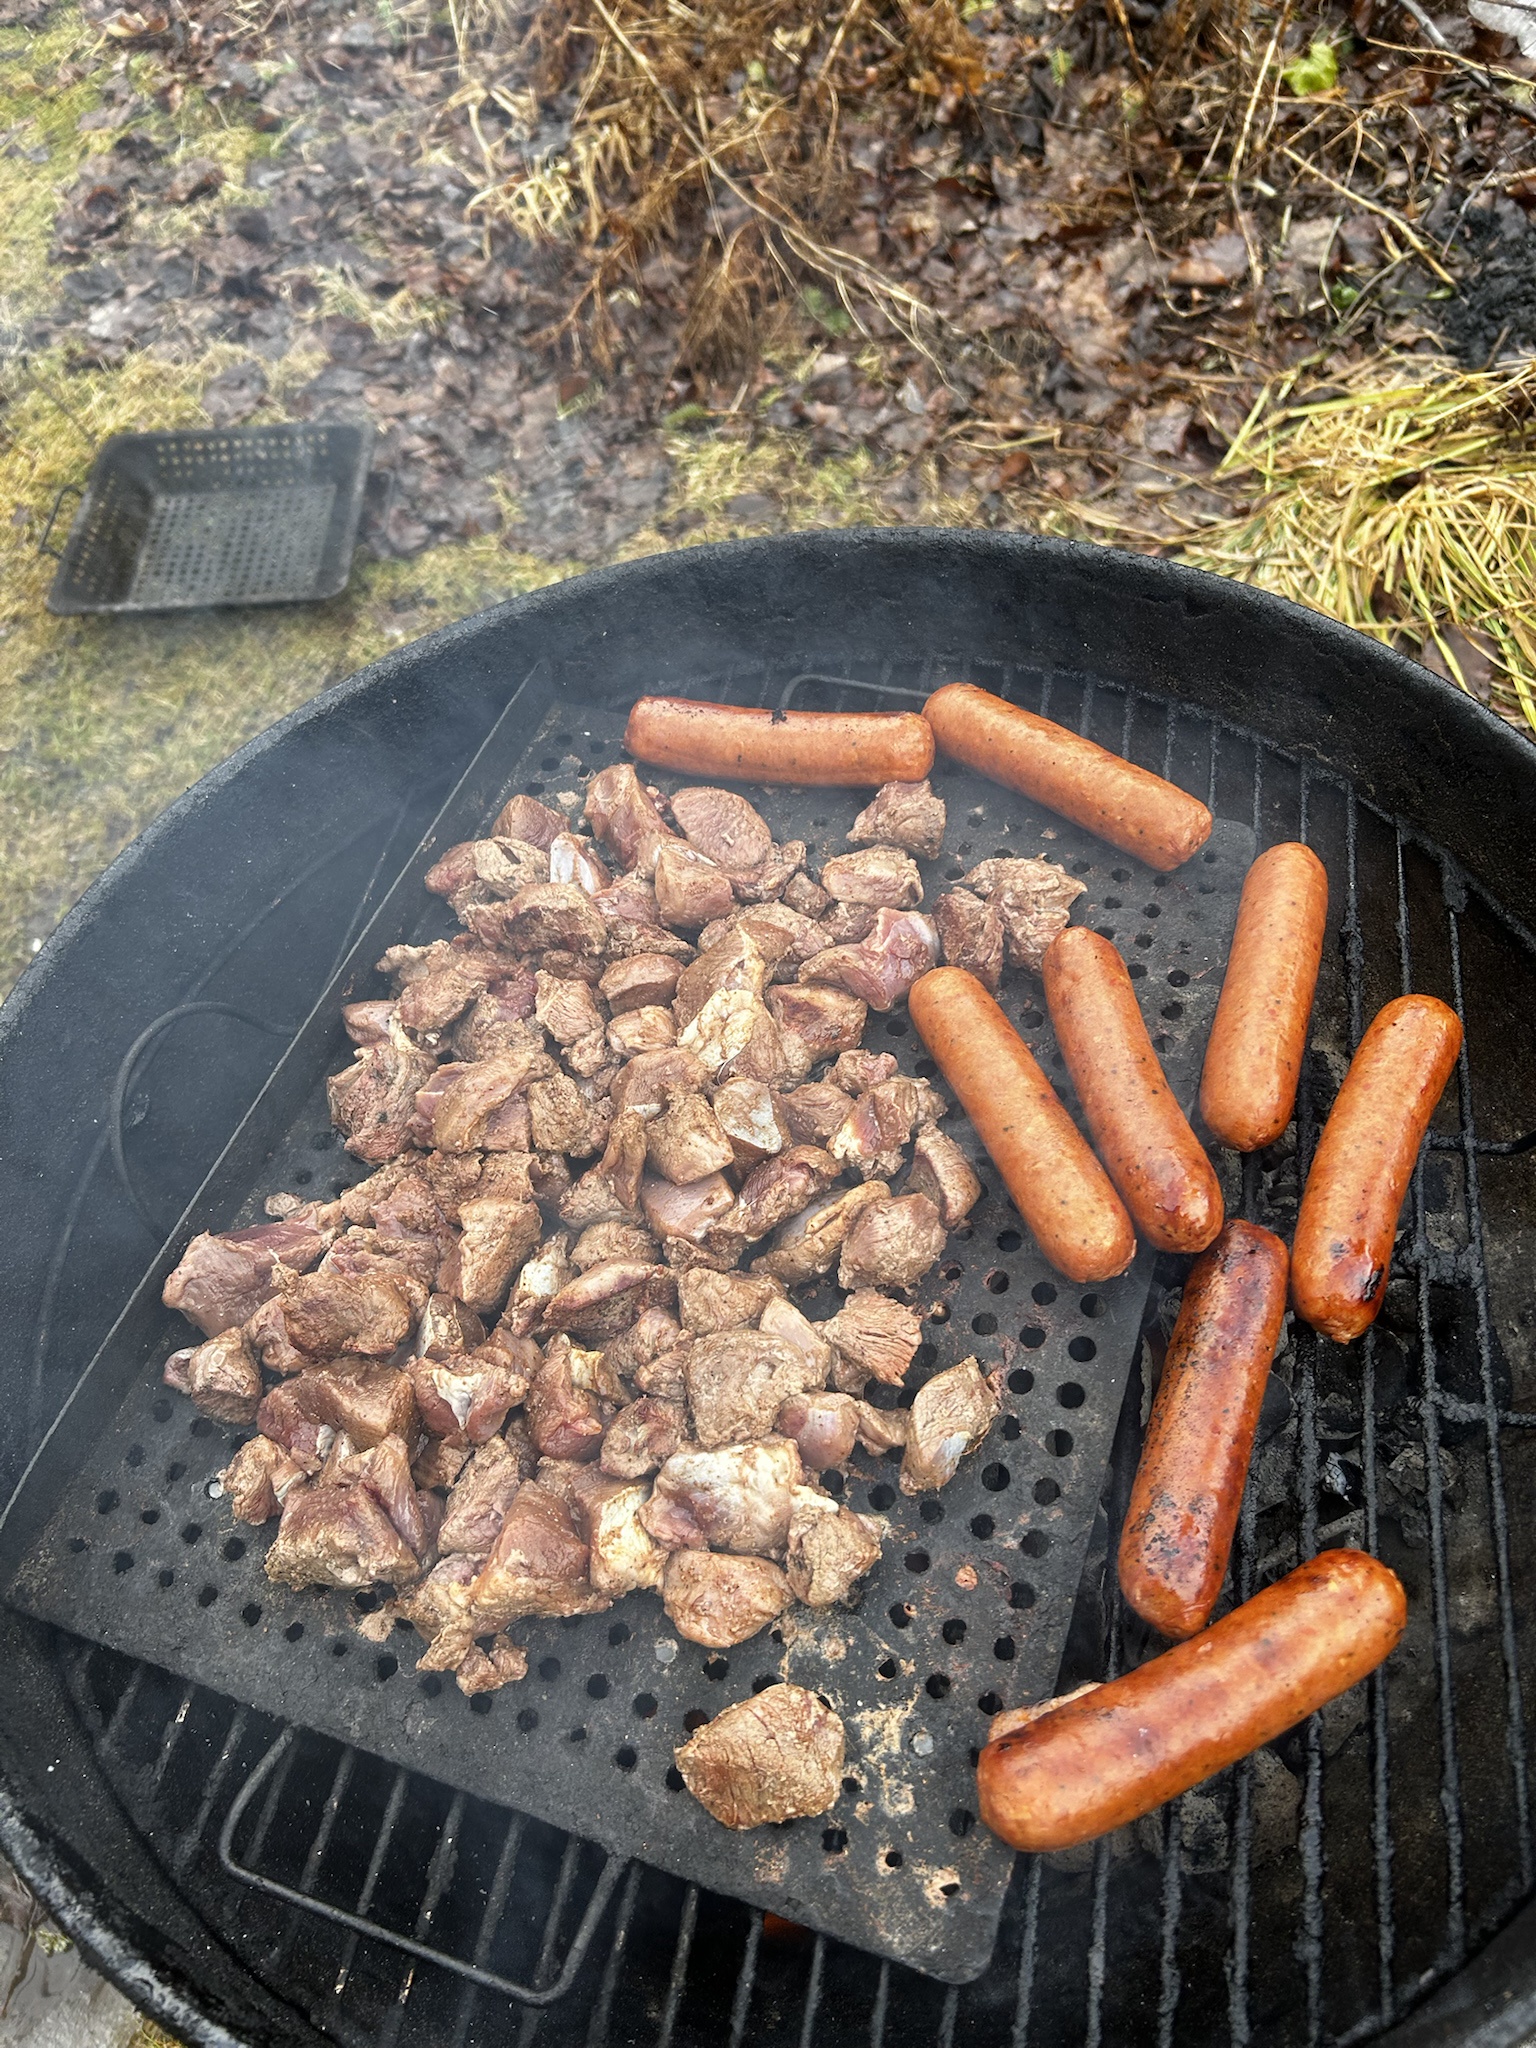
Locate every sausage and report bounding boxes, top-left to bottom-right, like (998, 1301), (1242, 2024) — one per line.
(976, 1548), (1406, 1852)
(1291, 993), (1462, 1343)
(924, 683), (1212, 872)
(1118, 1221), (1288, 1638)
(624, 697), (934, 788)
(1041, 927), (1223, 1254)
(908, 967), (1135, 1283)
(1199, 843), (1329, 1152)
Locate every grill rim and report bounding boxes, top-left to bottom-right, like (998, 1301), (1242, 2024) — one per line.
(3, 525), (1536, 2048)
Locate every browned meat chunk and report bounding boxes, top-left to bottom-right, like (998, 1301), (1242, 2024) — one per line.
(799, 909), (940, 1013)
(455, 1636), (531, 1696)
(699, 903), (823, 979)
(731, 839), (806, 904)
(414, 1436), (471, 1489)
(528, 1071), (601, 1155)
(633, 1339), (692, 1399)
(241, 1296), (305, 1375)
(712, 1077), (789, 1169)
(731, 1146), (841, 1243)
(675, 1684), (844, 1827)
(494, 792), (565, 848)
(291, 1364), (419, 1450)
(548, 831), (611, 895)
(394, 1553), (482, 1664)
(829, 1050), (895, 1092)
(758, 1293), (834, 1373)
(440, 1436), (526, 1552)
(174, 1328), (262, 1424)
(786, 1492), (884, 1604)
(829, 1076), (920, 1180)
(817, 902), (879, 946)
(820, 846), (923, 908)
(266, 1482), (423, 1591)
(342, 999), (396, 1047)
(601, 1304), (683, 1378)
(254, 1380), (336, 1472)
(905, 1125), (982, 1226)
(662, 1551), (792, 1649)
(838, 1193), (945, 1292)
(779, 1082), (854, 1145)
(654, 845), (736, 930)
(678, 989), (786, 1083)
(427, 1050), (553, 1153)
(599, 915), (695, 964)
(670, 787), (773, 872)
(640, 1170), (735, 1245)
(856, 1400), (910, 1454)
(219, 1434), (306, 1523)
(162, 1217), (332, 1336)
(409, 1352), (528, 1445)
(600, 1395), (686, 1478)
(534, 973), (605, 1047)
(752, 1180), (890, 1287)
(561, 1109), (648, 1227)
(783, 871), (831, 917)
(452, 978), (542, 1064)
(646, 1092), (735, 1183)
(542, 1259), (674, 1342)
(571, 1220), (658, 1268)
(585, 1480), (666, 1596)
(848, 780), (947, 860)
(328, 1433), (430, 1554)
(610, 1047), (709, 1117)
(606, 1005), (677, 1056)
(398, 961), (493, 1039)
(677, 1267), (784, 1335)
(415, 1293), (486, 1360)
(766, 985), (867, 1075)
(525, 1337), (606, 1462)
(641, 1437), (802, 1554)
(439, 1197), (543, 1314)
(599, 953), (682, 1016)
(320, 1224), (439, 1297)
(468, 1480), (608, 1627)
(686, 1331), (826, 1448)
(674, 928), (766, 1027)
(775, 1390), (860, 1470)
(338, 1156), (418, 1226)
(490, 883), (607, 958)
(960, 857), (1086, 972)
(823, 1289), (924, 1387)
(900, 1357), (1001, 1494)
(497, 1231), (574, 1338)
(282, 1269), (416, 1359)
(330, 1030), (440, 1164)
(583, 764), (681, 874)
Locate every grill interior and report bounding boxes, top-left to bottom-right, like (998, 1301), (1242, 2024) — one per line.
(6, 645), (1535, 2047)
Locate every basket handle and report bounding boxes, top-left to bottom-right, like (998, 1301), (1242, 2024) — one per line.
(37, 482), (82, 559)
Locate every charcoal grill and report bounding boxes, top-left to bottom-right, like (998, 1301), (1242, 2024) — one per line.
(0, 530), (1534, 2048)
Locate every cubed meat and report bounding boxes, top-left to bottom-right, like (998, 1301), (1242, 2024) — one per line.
(172, 1328), (262, 1424)
(283, 1269), (417, 1359)
(541, 1259), (675, 1342)
(819, 846), (923, 908)
(528, 1071), (601, 1155)
(162, 1217), (332, 1337)
(455, 1636), (530, 1697)
(641, 1437), (803, 1555)
(440, 1436), (526, 1552)
(646, 1092), (735, 1183)
(490, 883), (607, 958)
(783, 871), (831, 917)
(329, 1433), (429, 1554)
(847, 780), (947, 860)
(583, 764), (681, 874)
(837, 1193), (945, 1292)
(823, 1289), (924, 1387)
(731, 839), (806, 904)
(339, 1156), (418, 1226)
(601, 1304), (683, 1378)
(398, 961), (493, 1038)
(776, 1390), (860, 1471)
(254, 1380), (336, 1472)
(290, 1364), (419, 1450)
(265, 1482), (423, 1591)
(798, 908), (941, 1012)
(816, 901), (878, 946)
(674, 928), (767, 1027)
(371, 1172), (454, 1252)
(785, 1493), (883, 1605)
(599, 916), (695, 963)
(467, 1480), (608, 1627)
(675, 1684), (844, 1827)
(766, 985), (867, 1075)
(342, 999), (396, 1047)
(686, 1331), (826, 1448)
(699, 904), (824, 979)
(758, 1294), (835, 1376)
(600, 1395), (686, 1479)
(712, 1076), (788, 1168)
(525, 1338), (606, 1462)
(219, 1434), (307, 1523)
(633, 1339), (692, 1400)
(241, 1296), (305, 1376)
(640, 1171), (736, 1245)
(395, 1553), (482, 1666)
(425, 1050), (553, 1153)
(330, 1032), (440, 1162)
(960, 857), (1087, 971)
(610, 1047), (710, 1118)
(752, 1179), (890, 1287)
(548, 831), (612, 895)
(494, 792), (565, 848)
(415, 1293), (486, 1361)
(498, 1231), (574, 1338)
(829, 1050), (895, 1093)
(593, 870), (662, 925)
(320, 1225), (439, 1297)
(571, 1220), (658, 1268)
(779, 1082), (855, 1145)
(677, 1267), (784, 1335)
(561, 1109), (649, 1227)
(535, 973), (606, 1047)
(654, 844), (736, 930)
(606, 1006), (677, 1057)
(730, 1146), (841, 1242)
(829, 1076), (921, 1180)
(452, 979), (543, 1065)
(439, 1197), (543, 1314)
(413, 1437), (470, 1490)
(409, 1353), (528, 1445)
(585, 1480), (667, 1597)
(662, 1551), (792, 1649)
(599, 953), (682, 1016)
(678, 988), (786, 1082)
(669, 787), (773, 872)
(900, 1357), (1001, 1494)
(933, 887), (1005, 992)
(905, 1125), (982, 1226)
(856, 1399), (910, 1454)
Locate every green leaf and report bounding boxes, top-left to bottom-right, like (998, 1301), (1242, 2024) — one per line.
(663, 402), (712, 429)
(800, 285), (852, 336)
(1282, 38), (1339, 95)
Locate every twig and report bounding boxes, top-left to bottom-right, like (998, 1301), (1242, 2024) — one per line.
(1227, 0), (1291, 291)
(1103, 0), (1149, 88)
(1276, 143), (1457, 284)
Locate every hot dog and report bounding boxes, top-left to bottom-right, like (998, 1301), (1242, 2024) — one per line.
(624, 697), (934, 787)
(1118, 1221), (1288, 1639)
(924, 683), (1212, 872)
(909, 967), (1136, 1283)
(1291, 993), (1462, 1343)
(1199, 843), (1328, 1152)
(1041, 927), (1223, 1254)
(977, 1549), (1406, 1852)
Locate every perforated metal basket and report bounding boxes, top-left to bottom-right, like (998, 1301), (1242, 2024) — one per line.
(43, 423), (372, 614)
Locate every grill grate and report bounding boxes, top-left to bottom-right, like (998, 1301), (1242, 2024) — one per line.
(12, 663), (1536, 2046)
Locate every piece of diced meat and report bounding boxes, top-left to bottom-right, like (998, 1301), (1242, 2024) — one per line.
(371, 1171), (454, 1253)
(534, 973), (605, 1047)
(829, 1076), (921, 1180)
(677, 1267), (784, 1336)
(585, 1480), (667, 1597)
(494, 792), (564, 848)
(467, 1480), (608, 1627)
(290, 1364), (419, 1450)
(433, 837), (546, 907)
(162, 1217), (332, 1337)
(900, 1357), (1001, 1494)
(583, 764), (681, 874)
(609, 1047), (709, 1118)
(342, 999), (396, 1047)
(961, 857), (1087, 971)
(330, 1031), (441, 1164)
(823, 1289), (924, 1387)
(848, 780), (946, 860)
(598, 916), (695, 964)
(528, 1071), (600, 1155)
(678, 988), (786, 1082)
(775, 1390), (860, 1470)
(752, 1180), (890, 1287)
(548, 831), (612, 895)
(905, 1125), (982, 1226)
(817, 902), (879, 947)
(394, 1553), (482, 1664)
(598, 1395), (684, 1479)
(219, 1434), (307, 1523)
(413, 1436), (471, 1490)
(560, 1109), (648, 1228)
(820, 846), (923, 908)
(415, 1293), (486, 1360)
(439, 1436), (525, 1552)
(645, 1092), (735, 1183)
(320, 1224), (439, 1297)
(731, 839), (806, 904)
(675, 1684), (843, 1827)
(601, 1303), (683, 1375)
(662, 1551), (792, 1649)
(571, 1220), (658, 1268)
(641, 1437), (803, 1555)
(933, 888), (1004, 992)
(593, 869), (662, 925)
(827, 1050), (893, 1092)
(778, 1083), (854, 1145)
(783, 871), (830, 917)
(669, 787), (774, 872)
(799, 909), (941, 1013)
(542, 1259), (674, 1342)
(452, 977), (542, 1065)
(765, 985), (867, 1076)
(427, 1051), (552, 1153)
(266, 1481), (423, 1591)
(699, 904), (823, 979)
(785, 1493), (883, 1605)
(640, 1171), (736, 1245)
(398, 962), (491, 1039)
(282, 1269), (417, 1359)
(177, 1328), (262, 1424)
(654, 844), (736, 930)
(338, 1157), (418, 1226)
(254, 1380), (336, 1472)
(409, 1352), (528, 1445)
(686, 1331), (826, 1448)
(673, 928), (767, 1027)
(490, 883), (608, 958)
(439, 1197), (543, 1314)
(731, 1146), (841, 1243)
(241, 1295), (305, 1376)
(525, 1337), (606, 1461)
(599, 953), (682, 1016)
(606, 1005), (677, 1057)
(329, 1433), (429, 1554)
(856, 1399), (910, 1454)
(633, 1340), (692, 1400)
(758, 1294), (835, 1375)
(709, 1079), (785, 1171)
(455, 1636), (530, 1696)
(838, 1193), (945, 1292)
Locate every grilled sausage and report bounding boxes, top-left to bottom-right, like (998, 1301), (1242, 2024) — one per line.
(977, 1548), (1406, 1852)
(924, 683), (1212, 872)
(624, 697), (934, 787)
(1291, 993), (1462, 1343)
(1200, 843), (1328, 1152)
(1041, 927), (1223, 1254)
(909, 967), (1135, 1283)
(1118, 1221), (1288, 1638)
